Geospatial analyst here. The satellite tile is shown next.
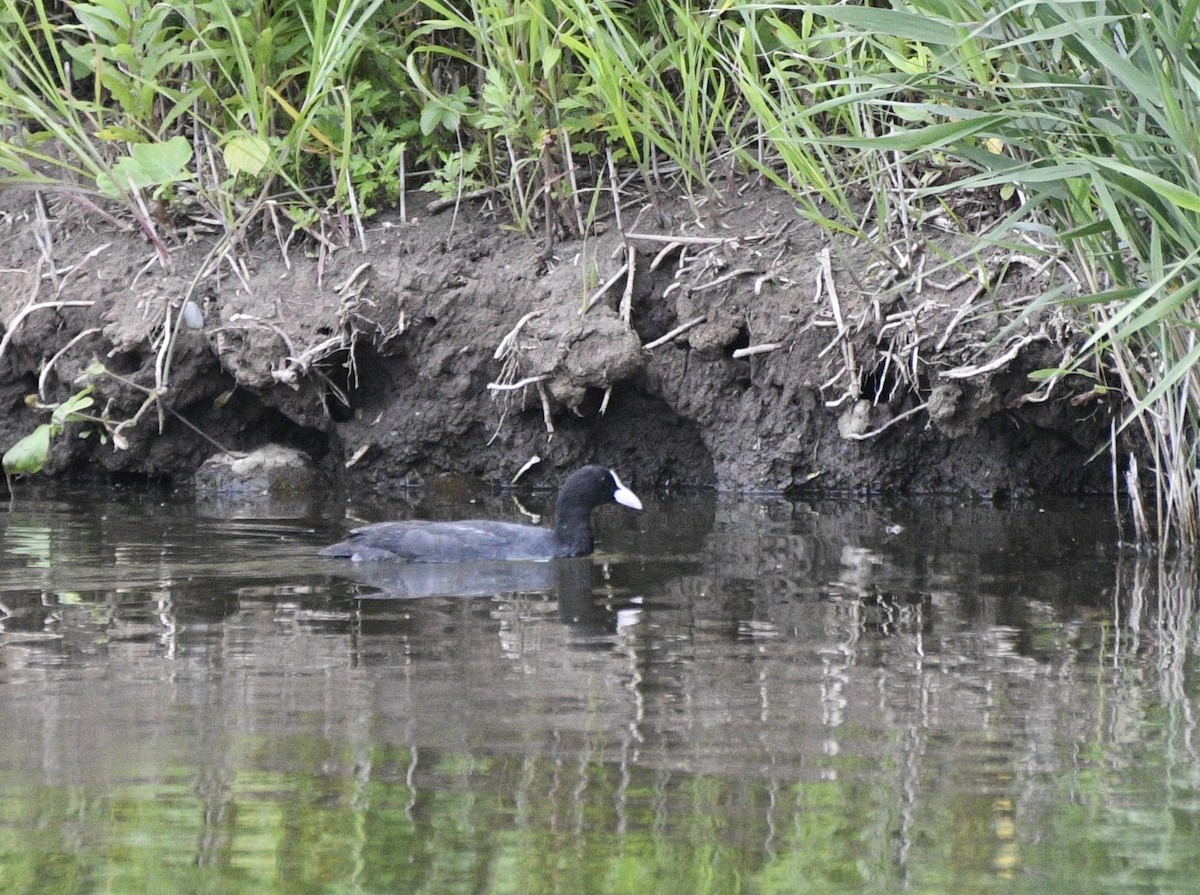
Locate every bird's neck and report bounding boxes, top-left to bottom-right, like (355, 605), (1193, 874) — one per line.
(553, 503), (595, 556)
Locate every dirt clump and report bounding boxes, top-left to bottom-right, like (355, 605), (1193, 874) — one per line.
(0, 187), (1116, 497)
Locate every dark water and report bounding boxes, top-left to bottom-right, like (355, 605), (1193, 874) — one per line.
(1, 482), (1198, 894)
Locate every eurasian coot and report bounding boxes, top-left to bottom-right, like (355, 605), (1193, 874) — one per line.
(320, 465), (642, 562)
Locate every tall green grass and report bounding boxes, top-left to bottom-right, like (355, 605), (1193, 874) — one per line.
(883, 0), (1200, 544)
(0, 0), (410, 239)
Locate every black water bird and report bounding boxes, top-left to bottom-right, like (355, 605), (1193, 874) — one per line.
(320, 465), (642, 562)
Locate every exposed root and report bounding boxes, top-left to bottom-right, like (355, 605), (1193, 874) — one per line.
(582, 262), (628, 314)
(494, 310), (544, 361)
(815, 246), (860, 406)
(335, 262), (372, 294)
(840, 401), (932, 442)
(0, 299), (96, 364)
(426, 187), (497, 214)
(650, 241), (684, 270)
(644, 315), (706, 350)
(689, 267), (757, 294)
(619, 245), (636, 323)
(487, 309), (548, 440)
(731, 342), (781, 359)
(624, 231), (770, 247)
(39, 327), (101, 399)
(511, 455), (542, 483)
(537, 380), (555, 435)
(941, 333), (1048, 380)
(488, 374), (551, 392)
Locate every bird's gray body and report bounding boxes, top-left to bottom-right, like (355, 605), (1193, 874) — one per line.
(320, 465), (642, 563)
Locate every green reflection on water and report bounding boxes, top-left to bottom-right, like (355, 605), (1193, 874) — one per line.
(3, 733), (1198, 895)
(0, 762), (869, 895)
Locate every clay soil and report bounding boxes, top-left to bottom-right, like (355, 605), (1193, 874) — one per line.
(0, 186), (1118, 497)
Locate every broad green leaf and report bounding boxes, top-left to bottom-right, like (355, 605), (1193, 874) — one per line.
(223, 133), (270, 178)
(95, 126), (144, 142)
(96, 136), (193, 197)
(51, 388), (94, 428)
(128, 136), (193, 183)
(71, 1), (129, 45)
(3, 424), (52, 475)
(110, 42), (136, 65)
(419, 103), (441, 136)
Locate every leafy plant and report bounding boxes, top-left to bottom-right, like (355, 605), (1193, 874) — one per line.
(3, 387), (96, 477)
(95, 136), (193, 199)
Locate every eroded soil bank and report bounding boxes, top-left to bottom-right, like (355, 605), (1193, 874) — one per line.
(0, 187), (1117, 497)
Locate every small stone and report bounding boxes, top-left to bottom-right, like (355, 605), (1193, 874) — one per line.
(837, 399), (872, 440)
(927, 384), (962, 424)
(182, 300), (204, 329)
(194, 444), (315, 496)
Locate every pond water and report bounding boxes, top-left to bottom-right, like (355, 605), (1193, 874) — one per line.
(0, 480), (1198, 895)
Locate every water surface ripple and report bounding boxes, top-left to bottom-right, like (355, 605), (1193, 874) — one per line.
(0, 485), (1196, 894)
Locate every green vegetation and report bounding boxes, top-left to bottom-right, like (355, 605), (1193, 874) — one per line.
(1, 385), (93, 477)
(2, 0), (1199, 542)
(4, 720), (1200, 895)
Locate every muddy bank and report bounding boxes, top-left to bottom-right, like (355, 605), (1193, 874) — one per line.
(0, 188), (1116, 497)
